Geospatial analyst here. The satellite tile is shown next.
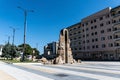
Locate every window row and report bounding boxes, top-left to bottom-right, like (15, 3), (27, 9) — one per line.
(82, 15), (110, 27)
(70, 35), (112, 41)
(71, 43), (114, 51)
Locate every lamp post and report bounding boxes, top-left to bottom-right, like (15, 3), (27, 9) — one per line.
(5, 35), (10, 44)
(10, 27), (18, 46)
(18, 6), (34, 61)
(10, 27), (18, 59)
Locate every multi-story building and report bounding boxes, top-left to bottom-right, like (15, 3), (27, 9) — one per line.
(44, 42), (58, 59)
(0, 45), (3, 56)
(67, 6), (120, 60)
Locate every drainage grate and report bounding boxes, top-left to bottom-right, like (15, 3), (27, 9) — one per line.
(55, 73), (69, 77)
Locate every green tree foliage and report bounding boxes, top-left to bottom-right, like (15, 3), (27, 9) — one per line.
(2, 43), (20, 59)
(18, 44), (40, 56)
(32, 48), (40, 56)
(18, 44), (33, 55)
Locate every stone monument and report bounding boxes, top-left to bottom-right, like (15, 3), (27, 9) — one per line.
(54, 29), (76, 64)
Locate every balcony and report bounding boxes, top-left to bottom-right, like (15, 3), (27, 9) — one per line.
(113, 28), (120, 34)
(113, 21), (120, 26)
(114, 37), (120, 41)
(115, 45), (120, 49)
(113, 13), (120, 18)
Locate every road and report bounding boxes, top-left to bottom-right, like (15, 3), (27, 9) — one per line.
(0, 61), (120, 80)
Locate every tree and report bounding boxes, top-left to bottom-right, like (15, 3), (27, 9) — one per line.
(18, 44), (33, 55)
(2, 43), (19, 59)
(32, 48), (40, 56)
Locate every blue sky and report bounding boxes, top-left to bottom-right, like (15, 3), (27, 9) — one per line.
(0, 0), (120, 53)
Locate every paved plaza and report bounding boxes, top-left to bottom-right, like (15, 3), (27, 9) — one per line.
(0, 61), (120, 80)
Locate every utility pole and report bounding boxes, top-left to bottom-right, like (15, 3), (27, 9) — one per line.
(5, 35), (10, 44)
(10, 26), (18, 46)
(18, 6), (34, 61)
(8, 36), (10, 44)
(10, 27), (18, 59)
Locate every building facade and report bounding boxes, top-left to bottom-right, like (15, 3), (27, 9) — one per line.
(67, 6), (120, 60)
(0, 45), (3, 56)
(44, 42), (58, 59)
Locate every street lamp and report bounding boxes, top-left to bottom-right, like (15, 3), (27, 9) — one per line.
(10, 26), (18, 46)
(10, 26), (19, 59)
(17, 6), (34, 61)
(5, 35), (10, 44)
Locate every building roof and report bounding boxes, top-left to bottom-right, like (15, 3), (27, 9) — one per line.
(67, 22), (81, 29)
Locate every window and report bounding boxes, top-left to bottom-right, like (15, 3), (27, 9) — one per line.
(78, 42), (81, 44)
(86, 28), (89, 31)
(83, 41), (85, 43)
(86, 22), (88, 26)
(94, 25), (97, 29)
(101, 30), (104, 33)
(95, 32), (97, 35)
(118, 11), (120, 14)
(87, 40), (89, 43)
(114, 27), (117, 31)
(70, 43), (72, 46)
(73, 28), (76, 30)
(99, 17), (103, 20)
(107, 28), (111, 32)
(74, 48), (77, 50)
(74, 37), (76, 40)
(94, 19), (96, 22)
(108, 36), (112, 39)
(101, 37), (105, 41)
(102, 44), (106, 48)
(78, 31), (81, 33)
(106, 21), (111, 25)
(82, 24), (84, 27)
(69, 29), (72, 31)
(91, 33), (94, 36)
(74, 32), (76, 35)
(91, 20), (93, 24)
(78, 26), (80, 28)
(112, 20), (116, 23)
(79, 48), (81, 50)
(86, 34), (89, 37)
(78, 37), (81, 39)
(95, 38), (98, 41)
(108, 43), (113, 47)
(74, 42), (76, 45)
(115, 35), (118, 38)
(83, 35), (85, 38)
(83, 47), (85, 50)
(91, 26), (93, 29)
(70, 34), (72, 36)
(87, 46), (90, 49)
(82, 29), (84, 32)
(96, 45), (99, 48)
(100, 23), (104, 27)
(92, 45), (95, 49)
(92, 39), (94, 42)
(106, 14), (110, 18)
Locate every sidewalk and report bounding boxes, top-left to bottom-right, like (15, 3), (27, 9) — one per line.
(0, 70), (16, 80)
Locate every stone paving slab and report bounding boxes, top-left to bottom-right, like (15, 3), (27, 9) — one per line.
(0, 70), (16, 80)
